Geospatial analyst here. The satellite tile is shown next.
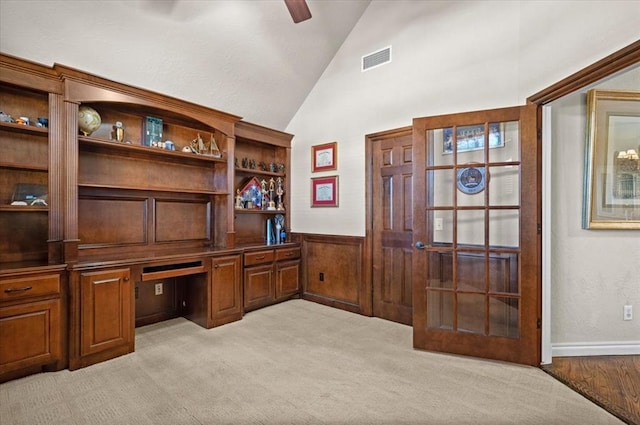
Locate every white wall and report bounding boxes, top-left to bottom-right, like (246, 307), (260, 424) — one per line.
(550, 68), (640, 355)
(287, 0), (640, 350)
(287, 0), (640, 236)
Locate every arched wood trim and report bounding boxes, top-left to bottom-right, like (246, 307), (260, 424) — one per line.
(528, 40), (640, 105)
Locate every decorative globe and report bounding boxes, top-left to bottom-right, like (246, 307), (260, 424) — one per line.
(78, 105), (101, 136)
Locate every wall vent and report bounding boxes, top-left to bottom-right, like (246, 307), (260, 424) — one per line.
(362, 46), (392, 72)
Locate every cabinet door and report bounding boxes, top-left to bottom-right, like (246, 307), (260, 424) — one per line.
(0, 299), (61, 374)
(211, 255), (242, 325)
(276, 259), (300, 300)
(243, 264), (274, 311)
(80, 268), (132, 356)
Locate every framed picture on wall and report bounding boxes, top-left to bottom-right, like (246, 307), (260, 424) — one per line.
(311, 175), (339, 207)
(312, 142), (337, 172)
(583, 89), (640, 229)
(443, 123), (504, 154)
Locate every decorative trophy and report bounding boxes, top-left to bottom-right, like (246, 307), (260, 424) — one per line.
(276, 177), (285, 211)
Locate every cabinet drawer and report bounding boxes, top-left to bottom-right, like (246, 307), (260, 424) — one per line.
(0, 274), (60, 302)
(276, 247), (300, 261)
(244, 249), (275, 266)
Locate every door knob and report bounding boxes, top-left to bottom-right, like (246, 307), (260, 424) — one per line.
(414, 241), (426, 250)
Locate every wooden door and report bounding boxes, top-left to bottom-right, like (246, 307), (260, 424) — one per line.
(276, 260), (300, 300)
(80, 268), (132, 357)
(244, 265), (274, 311)
(210, 254), (242, 326)
(412, 105), (540, 365)
(371, 128), (414, 325)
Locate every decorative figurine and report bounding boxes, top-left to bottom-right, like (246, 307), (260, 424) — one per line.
(274, 214), (284, 244)
(0, 112), (15, 123)
(209, 134), (222, 158)
(235, 189), (244, 209)
(189, 133), (204, 154)
(242, 157), (248, 168)
(113, 121), (124, 142)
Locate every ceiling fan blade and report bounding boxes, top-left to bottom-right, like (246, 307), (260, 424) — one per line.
(284, 0), (312, 23)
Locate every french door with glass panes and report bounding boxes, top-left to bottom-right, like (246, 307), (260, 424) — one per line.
(411, 105), (540, 366)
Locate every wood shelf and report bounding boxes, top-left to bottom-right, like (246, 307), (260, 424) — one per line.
(235, 167), (285, 178)
(0, 162), (48, 171)
(0, 121), (48, 136)
(234, 209), (286, 214)
(77, 183), (228, 196)
(0, 205), (48, 212)
(79, 136), (227, 166)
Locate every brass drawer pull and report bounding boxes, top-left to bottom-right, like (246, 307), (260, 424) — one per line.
(4, 286), (33, 293)
(254, 256), (265, 260)
(285, 252), (293, 257)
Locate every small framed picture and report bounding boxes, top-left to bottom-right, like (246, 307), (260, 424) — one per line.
(311, 175), (339, 207)
(312, 142), (337, 172)
(144, 116), (163, 147)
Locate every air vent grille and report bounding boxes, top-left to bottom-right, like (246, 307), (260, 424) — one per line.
(362, 46), (392, 72)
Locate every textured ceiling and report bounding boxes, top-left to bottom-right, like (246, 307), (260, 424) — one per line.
(0, 0), (371, 130)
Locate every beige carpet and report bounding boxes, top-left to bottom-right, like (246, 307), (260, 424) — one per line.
(0, 300), (624, 424)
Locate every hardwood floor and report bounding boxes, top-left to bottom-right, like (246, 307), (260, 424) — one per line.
(542, 355), (640, 425)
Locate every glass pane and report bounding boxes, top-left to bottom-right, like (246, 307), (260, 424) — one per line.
(453, 124), (486, 164)
(456, 251), (485, 293)
(488, 165), (519, 206)
(427, 251), (452, 289)
(489, 209), (519, 248)
(432, 209), (453, 244)
(430, 169), (454, 207)
(457, 209), (485, 246)
(427, 290), (453, 330)
(489, 297), (519, 338)
(488, 252), (518, 294)
(489, 121), (520, 162)
(457, 293), (485, 335)
(428, 128), (454, 167)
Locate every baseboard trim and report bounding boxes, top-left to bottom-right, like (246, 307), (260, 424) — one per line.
(552, 341), (640, 357)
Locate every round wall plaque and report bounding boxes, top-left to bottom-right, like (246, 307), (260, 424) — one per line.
(456, 166), (486, 194)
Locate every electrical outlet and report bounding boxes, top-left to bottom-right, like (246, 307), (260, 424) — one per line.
(623, 305), (632, 321)
(155, 282), (163, 296)
(435, 218), (443, 231)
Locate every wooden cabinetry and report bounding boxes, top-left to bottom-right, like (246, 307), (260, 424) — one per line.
(244, 249), (276, 311)
(0, 268), (65, 380)
(0, 54), (300, 378)
(275, 247), (301, 300)
(69, 267), (132, 370)
(234, 122), (293, 245)
(244, 246), (300, 311)
(210, 254), (242, 326)
(0, 54), (63, 266)
(55, 64), (240, 262)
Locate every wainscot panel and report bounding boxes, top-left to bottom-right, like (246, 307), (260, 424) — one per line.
(300, 234), (369, 315)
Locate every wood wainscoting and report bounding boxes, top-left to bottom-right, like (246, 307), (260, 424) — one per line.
(299, 234), (371, 316)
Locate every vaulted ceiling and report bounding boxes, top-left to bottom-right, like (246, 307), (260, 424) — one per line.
(0, 0), (371, 130)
